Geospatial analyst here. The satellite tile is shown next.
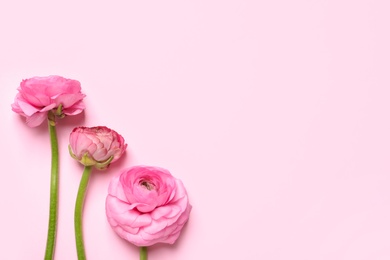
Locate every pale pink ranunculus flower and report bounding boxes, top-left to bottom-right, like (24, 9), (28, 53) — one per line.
(11, 75), (86, 127)
(69, 126), (127, 170)
(106, 166), (191, 247)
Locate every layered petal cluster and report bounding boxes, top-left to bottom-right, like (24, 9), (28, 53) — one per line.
(106, 166), (191, 247)
(69, 126), (127, 170)
(11, 75), (86, 127)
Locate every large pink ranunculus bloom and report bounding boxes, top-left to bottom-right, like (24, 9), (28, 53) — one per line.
(11, 75), (86, 127)
(106, 166), (191, 247)
(69, 126), (127, 170)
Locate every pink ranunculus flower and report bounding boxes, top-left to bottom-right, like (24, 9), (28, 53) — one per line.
(11, 75), (86, 127)
(69, 126), (127, 170)
(106, 166), (192, 247)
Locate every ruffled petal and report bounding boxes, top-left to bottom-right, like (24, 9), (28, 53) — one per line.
(93, 148), (109, 161)
(55, 93), (86, 108)
(151, 206), (172, 220)
(17, 100), (39, 116)
(25, 112), (48, 127)
(142, 218), (168, 234)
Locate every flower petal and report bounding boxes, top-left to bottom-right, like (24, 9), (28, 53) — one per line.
(26, 112), (48, 127)
(55, 93), (86, 108)
(17, 100), (39, 116)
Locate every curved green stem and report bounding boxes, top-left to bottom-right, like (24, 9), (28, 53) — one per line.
(44, 121), (59, 260)
(75, 166), (93, 260)
(140, 247), (148, 260)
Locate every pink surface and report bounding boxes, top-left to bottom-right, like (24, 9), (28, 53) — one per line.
(1, 0), (390, 259)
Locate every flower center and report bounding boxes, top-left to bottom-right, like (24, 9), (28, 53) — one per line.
(139, 180), (155, 191)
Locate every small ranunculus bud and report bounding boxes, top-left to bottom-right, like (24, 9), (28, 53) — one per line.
(11, 75), (86, 127)
(69, 126), (127, 170)
(106, 166), (192, 247)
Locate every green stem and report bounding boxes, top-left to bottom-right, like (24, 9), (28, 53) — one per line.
(75, 166), (93, 260)
(140, 247), (148, 260)
(44, 121), (59, 260)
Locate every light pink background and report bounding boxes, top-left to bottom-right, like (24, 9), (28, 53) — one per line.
(1, 0), (390, 259)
